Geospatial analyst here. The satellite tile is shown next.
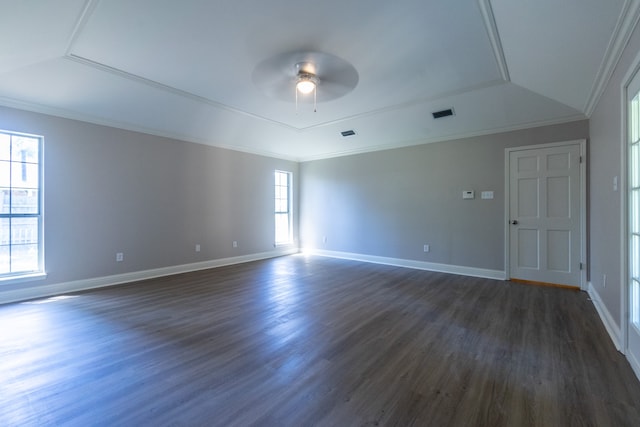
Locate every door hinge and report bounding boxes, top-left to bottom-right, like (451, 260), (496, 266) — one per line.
(579, 155), (583, 164)
(579, 262), (584, 270)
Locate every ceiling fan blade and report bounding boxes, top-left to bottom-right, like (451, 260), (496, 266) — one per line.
(252, 51), (358, 103)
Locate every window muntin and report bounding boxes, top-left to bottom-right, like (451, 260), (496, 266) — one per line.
(275, 170), (292, 245)
(0, 130), (43, 278)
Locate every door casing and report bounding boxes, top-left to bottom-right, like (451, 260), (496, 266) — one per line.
(504, 140), (587, 290)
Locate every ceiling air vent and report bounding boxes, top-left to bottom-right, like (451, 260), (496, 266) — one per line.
(432, 108), (455, 119)
(341, 130), (356, 137)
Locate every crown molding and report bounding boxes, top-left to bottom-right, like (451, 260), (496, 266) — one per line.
(0, 96), (301, 162)
(478, 0), (510, 82)
(584, 0), (640, 116)
(299, 114), (587, 162)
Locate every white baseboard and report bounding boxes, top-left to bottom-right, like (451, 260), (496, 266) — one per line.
(0, 248), (299, 305)
(587, 282), (623, 351)
(304, 248), (506, 280)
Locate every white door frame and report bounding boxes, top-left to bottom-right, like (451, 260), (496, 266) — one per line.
(504, 140), (587, 290)
(620, 52), (640, 376)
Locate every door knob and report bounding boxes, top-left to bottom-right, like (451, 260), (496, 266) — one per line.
(510, 220), (518, 225)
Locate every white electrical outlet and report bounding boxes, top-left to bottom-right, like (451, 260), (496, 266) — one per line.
(116, 252), (123, 262)
(423, 244), (430, 252)
(233, 241), (238, 248)
(195, 244), (201, 252)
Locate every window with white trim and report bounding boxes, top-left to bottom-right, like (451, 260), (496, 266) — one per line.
(274, 170), (292, 245)
(0, 130), (43, 278)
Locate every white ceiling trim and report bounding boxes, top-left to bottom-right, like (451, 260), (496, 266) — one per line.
(0, 0), (610, 161)
(479, 0), (510, 82)
(0, 94), (300, 161)
(64, 0), (101, 56)
(299, 114), (587, 162)
(584, 0), (640, 116)
(0, 88), (586, 164)
(64, 54), (509, 134)
(60, 0), (513, 135)
(64, 54), (301, 131)
(298, 79), (508, 131)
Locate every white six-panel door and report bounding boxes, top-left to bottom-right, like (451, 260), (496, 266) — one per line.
(507, 143), (583, 287)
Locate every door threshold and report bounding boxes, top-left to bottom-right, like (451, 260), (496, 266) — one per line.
(509, 278), (580, 291)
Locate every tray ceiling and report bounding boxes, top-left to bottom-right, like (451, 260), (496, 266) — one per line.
(0, 0), (636, 160)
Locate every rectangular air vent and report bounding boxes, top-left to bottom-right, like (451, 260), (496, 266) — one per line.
(432, 108), (455, 119)
(341, 130), (356, 137)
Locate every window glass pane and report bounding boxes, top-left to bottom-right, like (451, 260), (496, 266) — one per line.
(633, 96), (639, 143)
(11, 189), (39, 214)
(275, 214), (290, 244)
(633, 191), (640, 234)
(277, 199), (289, 213)
(11, 136), (39, 163)
(0, 189), (9, 214)
(633, 279), (640, 325)
(0, 161), (10, 187)
(11, 162), (39, 189)
(633, 234), (640, 280)
(0, 218), (9, 246)
(0, 244), (9, 274)
(0, 217), (9, 274)
(0, 134), (9, 161)
(633, 143), (640, 188)
(11, 244), (38, 272)
(11, 217), (38, 244)
(277, 171), (288, 186)
(275, 186), (284, 200)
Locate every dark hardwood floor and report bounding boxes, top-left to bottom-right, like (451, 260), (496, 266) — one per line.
(1, 255), (639, 426)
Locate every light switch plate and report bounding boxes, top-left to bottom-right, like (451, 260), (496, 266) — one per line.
(481, 191), (494, 199)
(463, 190), (475, 199)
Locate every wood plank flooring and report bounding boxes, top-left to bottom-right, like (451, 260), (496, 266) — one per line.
(1, 255), (639, 426)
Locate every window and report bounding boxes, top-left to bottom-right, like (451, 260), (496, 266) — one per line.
(0, 130), (43, 278)
(630, 78), (640, 329)
(274, 170), (292, 245)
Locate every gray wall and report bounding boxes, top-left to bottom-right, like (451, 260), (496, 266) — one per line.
(0, 106), (298, 297)
(300, 121), (588, 271)
(589, 20), (640, 331)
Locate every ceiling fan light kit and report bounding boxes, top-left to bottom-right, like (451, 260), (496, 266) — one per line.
(296, 73), (318, 95)
(295, 73), (318, 112)
(295, 63), (319, 112)
(252, 51), (359, 114)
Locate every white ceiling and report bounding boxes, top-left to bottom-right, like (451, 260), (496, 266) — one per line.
(0, 0), (637, 161)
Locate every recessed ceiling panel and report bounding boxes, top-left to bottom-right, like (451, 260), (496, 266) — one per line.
(69, 0), (503, 128)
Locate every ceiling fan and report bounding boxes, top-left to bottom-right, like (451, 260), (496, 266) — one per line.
(252, 51), (359, 112)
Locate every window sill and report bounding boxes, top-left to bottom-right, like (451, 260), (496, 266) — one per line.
(0, 272), (47, 285)
(275, 242), (295, 247)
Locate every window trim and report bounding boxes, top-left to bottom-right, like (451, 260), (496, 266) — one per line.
(274, 170), (293, 246)
(0, 129), (45, 282)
